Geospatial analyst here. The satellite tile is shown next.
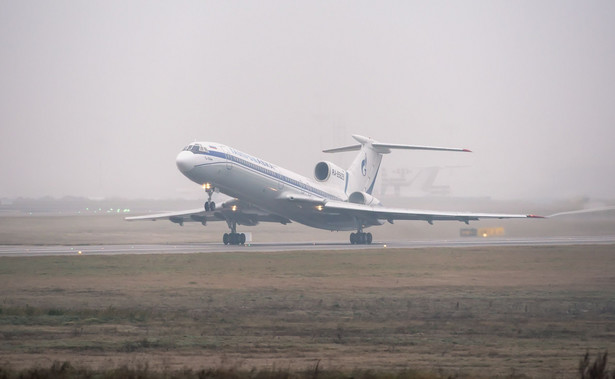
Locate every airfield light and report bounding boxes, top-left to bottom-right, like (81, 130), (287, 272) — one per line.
(78, 251), (82, 255)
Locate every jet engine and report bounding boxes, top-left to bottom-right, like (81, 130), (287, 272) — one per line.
(348, 191), (381, 206)
(314, 161), (346, 186)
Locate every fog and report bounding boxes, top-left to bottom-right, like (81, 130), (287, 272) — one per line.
(1, 1), (614, 201)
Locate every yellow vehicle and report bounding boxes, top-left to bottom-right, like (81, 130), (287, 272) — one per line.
(460, 227), (505, 237)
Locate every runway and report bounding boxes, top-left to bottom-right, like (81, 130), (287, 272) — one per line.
(1, 235), (614, 256)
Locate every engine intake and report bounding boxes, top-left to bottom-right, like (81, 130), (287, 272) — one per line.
(314, 161), (346, 185)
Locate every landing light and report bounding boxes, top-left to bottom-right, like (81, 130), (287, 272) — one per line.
(202, 183), (212, 190)
(316, 205), (324, 211)
(232, 205), (237, 212)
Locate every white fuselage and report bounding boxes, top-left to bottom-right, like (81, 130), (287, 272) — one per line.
(175, 142), (366, 231)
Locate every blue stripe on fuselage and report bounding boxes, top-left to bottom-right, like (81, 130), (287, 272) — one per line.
(193, 150), (343, 201)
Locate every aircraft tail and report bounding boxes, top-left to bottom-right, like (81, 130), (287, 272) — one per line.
(323, 135), (470, 196)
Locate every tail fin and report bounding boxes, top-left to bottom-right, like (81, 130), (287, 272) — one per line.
(323, 135), (471, 196)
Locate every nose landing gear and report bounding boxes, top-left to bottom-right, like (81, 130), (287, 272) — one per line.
(204, 201), (216, 212)
(204, 185), (216, 211)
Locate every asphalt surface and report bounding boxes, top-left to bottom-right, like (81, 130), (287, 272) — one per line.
(1, 235), (614, 256)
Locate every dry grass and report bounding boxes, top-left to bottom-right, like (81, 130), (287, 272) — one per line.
(1, 244), (614, 378)
(0, 360), (451, 379)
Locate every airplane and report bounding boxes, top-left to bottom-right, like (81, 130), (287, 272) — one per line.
(126, 135), (542, 245)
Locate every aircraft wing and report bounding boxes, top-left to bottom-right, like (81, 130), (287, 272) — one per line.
(125, 199), (291, 226)
(323, 200), (543, 225)
(547, 206), (615, 218)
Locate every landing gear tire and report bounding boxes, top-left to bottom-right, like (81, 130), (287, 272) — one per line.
(350, 232), (372, 245)
(223, 232), (245, 246)
(204, 201), (216, 212)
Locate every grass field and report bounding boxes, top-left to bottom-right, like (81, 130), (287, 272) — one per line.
(1, 244), (614, 378)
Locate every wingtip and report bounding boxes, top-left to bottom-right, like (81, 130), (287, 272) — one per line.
(463, 148), (472, 153)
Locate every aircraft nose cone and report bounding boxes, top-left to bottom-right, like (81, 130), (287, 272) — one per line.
(176, 151), (194, 173)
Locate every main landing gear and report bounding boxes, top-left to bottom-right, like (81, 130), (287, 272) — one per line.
(223, 220), (245, 245)
(350, 231), (372, 245)
(223, 232), (246, 245)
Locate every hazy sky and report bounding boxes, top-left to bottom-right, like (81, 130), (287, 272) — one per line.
(1, 1), (614, 200)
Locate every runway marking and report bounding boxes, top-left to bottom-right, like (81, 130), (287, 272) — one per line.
(1, 236), (614, 256)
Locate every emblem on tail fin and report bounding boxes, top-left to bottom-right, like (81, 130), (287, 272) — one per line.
(361, 155), (367, 176)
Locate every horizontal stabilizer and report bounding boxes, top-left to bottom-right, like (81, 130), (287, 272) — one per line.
(323, 134), (471, 154)
(372, 143), (471, 154)
(322, 144), (361, 153)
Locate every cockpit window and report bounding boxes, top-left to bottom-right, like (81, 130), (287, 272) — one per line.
(183, 144), (208, 153)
